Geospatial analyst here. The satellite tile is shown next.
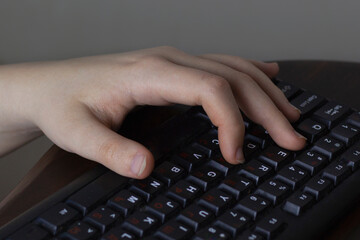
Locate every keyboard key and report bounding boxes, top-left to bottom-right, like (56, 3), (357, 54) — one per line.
(290, 91), (325, 116)
(155, 220), (193, 240)
(218, 175), (254, 200)
(195, 129), (220, 156)
(258, 145), (293, 170)
(237, 232), (264, 240)
(153, 161), (185, 186)
(66, 171), (127, 215)
(35, 203), (80, 235)
(214, 209), (250, 237)
(84, 206), (120, 233)
(293, 150), (328, 175)
(331, 123), (359, 146)
(61, 221), (98, 240)
(186, 165), (222, 191)
(6, 224), (50, 240)
(239, 160), (273, 185)
(255, 215), (284, 239)
(107, 190), (143, 217)
(303, 176), (332, 200)
(322, 161), (351, 185)
(275, 164), (309, 190)
(146, 196), (180, 223)
(296, 119), (327, 143)
(276, 81), (300, 99)
(174, 145), (207, 172)
(255, 179), (290, 205)
(208, 154), (236, 176)
(122, 212), (159, 237)
(312, 135), (345, 159)
(347, 111), (360, 128)
(340, 142), (360, 171)
(235, 194), (270, 220)
(246, 126), (270, 149)
(283, 192), (314, 216)
(243, 140), (260, 159)
(194, 226), (229, 240)
(313, 102), (350, 128)
(101, 226), (136, 240)
(198, 189), (233, 216)
(177, 204), (214, 231)
(166, 180), (202, 207)
(129, 177), (164, 202)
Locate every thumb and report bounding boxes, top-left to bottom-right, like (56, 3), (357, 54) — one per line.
(50, 110), (154, 179)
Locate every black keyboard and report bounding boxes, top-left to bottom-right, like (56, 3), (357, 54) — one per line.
(2, 79), (360, 240)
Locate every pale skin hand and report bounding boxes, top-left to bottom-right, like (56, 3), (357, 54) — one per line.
(0, 46), (306, 179)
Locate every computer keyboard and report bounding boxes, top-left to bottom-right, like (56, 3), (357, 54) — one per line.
(2, 79), (360, 240)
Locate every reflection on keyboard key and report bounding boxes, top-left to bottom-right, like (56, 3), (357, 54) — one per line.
(255, 179), (290, 205)
(61, 221), (98, 240)
(129, 177), (164, 202)
(214, 209), (250, 237)
(194, 226), (229, 240)
(322, 161), (351, 185)
(187, 166), (222, 191)
(296, 119), (327, 143)
(303, 176), (332, 200)
(235, 194), (270, 220)
(122, 212), (159, 237)
(155, 220), (193, 240)
(107, 190), (143, 217)
(166, 180), (201, 208)
(258, 145), (293, 170)
(312, 135), (345, 159)
(66, 172), (127, 215)
(313, 102), (350, 128)
(198, 189), (233, 216)
(146, 196), (180, 223)
(35, 203), (80, 235)
(84, 206), (120, 233)
(239, 160), (273, 185)
(290, 92), (325, 116)
(101, 226), (135, 240)
(218, 175), (254, 200)
(177, 204), (214, 231)
(275, 164), (309, 190)
(283, 192), (314, 216)
(294, 150), (327, 175)
(255, 215), (284, 239)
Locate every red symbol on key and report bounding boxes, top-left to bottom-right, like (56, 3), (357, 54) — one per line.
(92, 212), (103, 219)
(68, 226), (81, 235)
(154, 202), (163, 209)
(162, 225), (175, 234)
(175, 187), (183, 193)
(130, 217), (140, 225)
(114, 196), (124, 202)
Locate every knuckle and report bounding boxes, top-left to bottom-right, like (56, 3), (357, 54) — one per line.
(204, 75), (230, 94)
(136, 55), (167, 69)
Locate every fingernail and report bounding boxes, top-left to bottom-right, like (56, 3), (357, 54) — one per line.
(131, 153), (146, 176)
(236, 148), (245, 163)
(290, 104), (302, 115)
(294, 130), (307, 141)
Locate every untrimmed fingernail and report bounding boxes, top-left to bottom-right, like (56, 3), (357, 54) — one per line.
(294, 130), (307, 140)
(236, 148), (245, 163)
(131, 153), (146, 176)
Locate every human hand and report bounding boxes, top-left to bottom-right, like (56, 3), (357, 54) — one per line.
(0, 46), (306, 178)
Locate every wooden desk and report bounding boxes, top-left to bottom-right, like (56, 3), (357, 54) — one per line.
(1, 61), (360, 239)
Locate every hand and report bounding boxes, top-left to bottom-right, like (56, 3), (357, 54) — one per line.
(0, 46), (306, 178)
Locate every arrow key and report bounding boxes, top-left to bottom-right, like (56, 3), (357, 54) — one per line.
(61, 221), (98, 240)
(84, 206), (121, 233)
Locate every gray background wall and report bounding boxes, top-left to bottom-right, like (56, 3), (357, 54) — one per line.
(0, 0), (360, 201)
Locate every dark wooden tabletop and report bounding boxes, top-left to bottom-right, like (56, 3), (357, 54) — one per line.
(1, 60), (360, 239)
